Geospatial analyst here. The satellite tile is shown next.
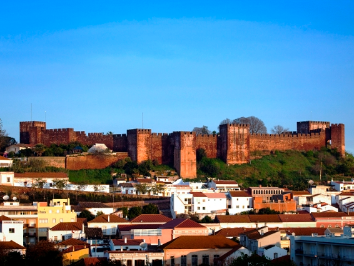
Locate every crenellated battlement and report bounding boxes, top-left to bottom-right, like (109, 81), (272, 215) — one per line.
(88, 133), (104, 136)
(151, 133), (169, 137)
(45, 128), (73, 132)
(113, 134), (127, 137)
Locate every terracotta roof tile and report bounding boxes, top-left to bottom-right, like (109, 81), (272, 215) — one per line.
(215, 215), (251, 223)
(89, 214), (129, 224)
(278, 214), (314, 222)
(160, 235), (239, 249)
(81, 257), (107, 266)
(130, 214), (172, 223)
(136, 179), (153, 183)
(0, 156), (11, 160)
(0, 240), (25, 250)
(0, 215), (12, 222)
(291, 191), (311, 196)
(213, 180), (238, 185)
(229, 191), (251, 197)
(159, 219), (206, 229)
(61, 245), (89, 254)
(281, 227), (326, 236)
(51, 222), (82, 231)
(85, 228), (103, 239)
(112, 239), (144, 246)
(119, 224), (161, 231)
(311, 212), (351, 218)
(189, 192), (207, 197)
(14, 172), (68, 178)
(205, 193), (226, 199)
(242, 230), (278, 240)
(215, 228), (255, 237)
(216, 245), (244, 261)
(248, 215), (281, 223)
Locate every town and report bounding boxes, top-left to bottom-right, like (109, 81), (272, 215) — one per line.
(0, 119), (353, 266)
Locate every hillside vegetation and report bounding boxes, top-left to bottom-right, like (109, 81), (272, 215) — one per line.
(196, 147), (354, 190)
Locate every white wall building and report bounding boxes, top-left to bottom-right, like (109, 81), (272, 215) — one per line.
(208, 180), (240, 192)
(0, 157), (13, 168)
(227, 191), (253, 215)
(0, 217), (23, 246)
(258, 245), (287, 260)
(331, 180), (354, 192)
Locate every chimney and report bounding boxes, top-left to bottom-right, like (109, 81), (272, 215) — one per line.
(124, 237), (127, 244)
(121, 246), (123, 251)
(158, 239), (161, 246)
(108, 215), (110, 222)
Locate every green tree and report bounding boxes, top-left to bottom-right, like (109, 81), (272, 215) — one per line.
(121, 207), (128, 218)
(26, 240), (63, 266)
(200, 215), (213, 223)
(142, 204), (159, 214)
(128, 206), (142, 219)
(33, 178), (45, 189)
(197, 148), (207, 162)
(53, 179), (67, 192)
(78, 209), (95, 221)
(33, 144), (46, 156)
(96, 211), (104, 217)
(150, 184), (165, 195)
(135, 183), (150, 195)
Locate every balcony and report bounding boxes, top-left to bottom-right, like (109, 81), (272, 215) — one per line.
(24, 233), (36, 237)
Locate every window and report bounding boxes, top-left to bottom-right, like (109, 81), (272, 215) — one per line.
(39, 219), (48, 223)
(9, 228), (14, 233)
(171, 256), (175, 266)
(197, 207), (200, 210)
(49, 210), (52, 214)
(181, 255), (187, 266)
(202, 255), (209, 265)
(7, 177), (10, 182)
(274, 253), (278, 259)
(202, 207), (205, 210)
(236, 205), (239, 208)
(56, 209), (60, 213)
(213, 255), (219, 265)
(192, 255), (198, 266)
(60, 219), (63, 222)
(52, 218), (56, 223)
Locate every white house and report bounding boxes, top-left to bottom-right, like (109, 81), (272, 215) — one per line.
(119, 183), (136, 195)
(227, 191), (253, 215)
(208, 180), (240, 192)
(88, 214), (130, 237)
(72, 202), (114, 216)
(0, 215), (23, 246)
(48, 222), (85, 242)
(258, 245), (287, 260)
(0, 172), (14, 186)
(331, 180), (354, 191)
(0, 156), (13, 168)
(216, 245), (252, 265)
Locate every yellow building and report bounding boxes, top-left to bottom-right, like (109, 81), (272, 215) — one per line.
(62, 245), (90, 266)
(37, 198), (77, 241)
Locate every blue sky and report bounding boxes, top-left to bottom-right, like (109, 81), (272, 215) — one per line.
(1, 1), (354, 152)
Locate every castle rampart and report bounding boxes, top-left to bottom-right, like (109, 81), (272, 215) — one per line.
(19, 119), (345, 177)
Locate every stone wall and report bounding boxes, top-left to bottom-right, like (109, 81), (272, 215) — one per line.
(28, 157), (66, 168)
(65, 153), (128, 170)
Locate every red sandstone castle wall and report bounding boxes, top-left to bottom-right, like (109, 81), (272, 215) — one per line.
(66, 153), (128, 170)
(151, 133), (171, 164)
(196, 134), (218, 158)
(113, 134), (128, 152)
(173, 132), (197, 178)
(219, 124), (250, 164)
(297, 121), (330, 134)
(249, 131), (327, 154)
(20, 121), (46, 144)
(41, 128), (73, 146)
(127, 129), (151, 163)
(331, 124), (345, 157)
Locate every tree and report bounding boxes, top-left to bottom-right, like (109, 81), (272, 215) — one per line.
(142, 203), (159, 214)
(196, 148), (207, 162)
(135, 183), (150, 195)
(76, 183), (87, 200)
(33, 178), (45, 189)
(200, 215), (213, 223)
(192, 125), (211, 135)
(96, 211), (104, 217)
(26, 240), (63, 266)
(219, 118), (232, 125)
(233, 116), (267, 134)
(33, 144), (46, 156)
(150, 184), (165, 195)
(271, 125), (290, 134)
(53, 179), (67, 192)
(78, 209), (95, 221)
(0, 119), (8, 152)
(128, 206), (142, 219)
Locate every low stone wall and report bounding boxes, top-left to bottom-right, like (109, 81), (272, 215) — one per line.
(65, 152), (129, 170)
(28, 156), (66, 168)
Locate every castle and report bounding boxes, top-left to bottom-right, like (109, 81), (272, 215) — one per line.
(20, 120), (345, 178)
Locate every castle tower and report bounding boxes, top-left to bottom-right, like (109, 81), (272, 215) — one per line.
(331, 124), (345, 157)
(297, 121), (330, 134)
(19, 121), (46, 144)
(127, 129), (152, 163)
(219, 124), (250, 164)
(172, 132), (197, 179)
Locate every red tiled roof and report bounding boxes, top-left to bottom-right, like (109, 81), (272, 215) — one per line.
(248, 215), (281, 223)
(189, 192), (207, 197)
(216, 245), (244, 261)
(89, 215), (129, 224)
(51, 222), (82, 231)
(119, 224), (161, 231)
(111, 239), (144, 246)
(160, 235), (239, 249)
(159, 219), (206, 229)
(14, 172), (68, 178)
(0, 240), (25, 250)
(311, 212), (351, 218)
(58, 238), (88, 246)
(205, 193), (226, 199)
(281, 227), (326, 236)
(0, 156), (11, 160)
(213, 180), (238, 185)
(229, 191), (251, 197)
(278, 214), (314, 222)
(291, 191), (311, 196)
(130, 214), (172, 223)
(0, 215), (12, 222)
(242, 230), (278, 240)
(215, 215), (251, 223)
(136, 179), (153, 183)
(215, 228), (255, 237)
